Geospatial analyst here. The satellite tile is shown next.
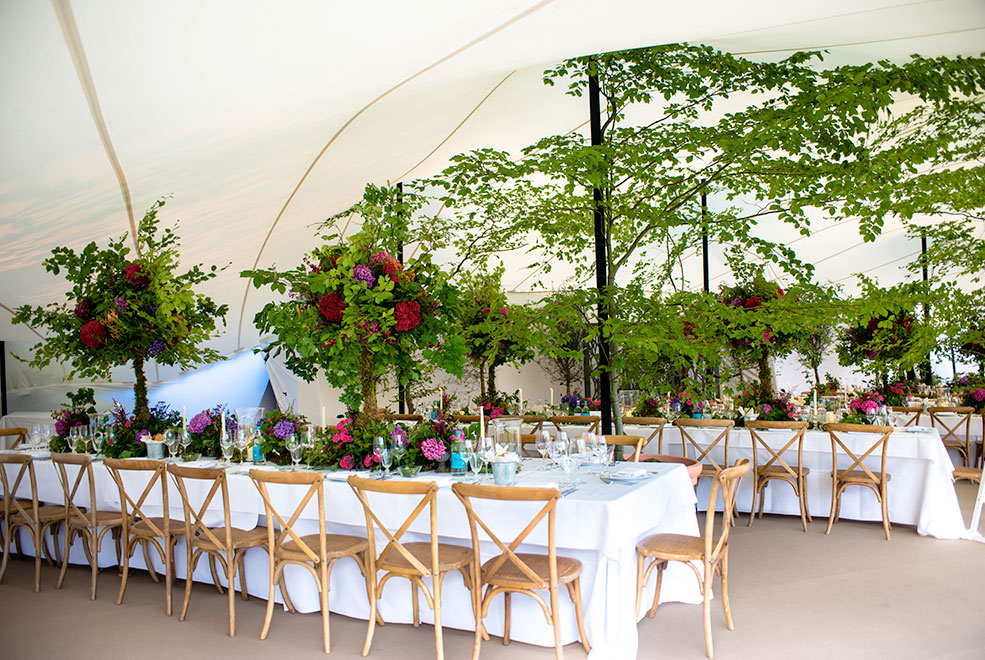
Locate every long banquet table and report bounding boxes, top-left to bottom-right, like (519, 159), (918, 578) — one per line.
(641, 425), (967, 539)
(3, 454), (701, 659)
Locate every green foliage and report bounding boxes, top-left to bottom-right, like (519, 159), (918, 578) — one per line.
(12, 198), (228, 415)
(531, 289), (592, 394)
(258, 408), (309, 465)
(244, 184), (467, 414)
(49, 387), (97, 452)
(103, 402), (181, 459)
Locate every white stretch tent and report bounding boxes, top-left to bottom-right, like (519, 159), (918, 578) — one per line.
(1, 0), (983, 413)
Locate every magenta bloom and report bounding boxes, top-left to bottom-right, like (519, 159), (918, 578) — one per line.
(352, 264), (376, 287)
(972, 388), (985, 402)
(188, 412), (211, 434)
(54, 419), (69, 436)
(860, 400), (879, 415)
(339, 455), (355, 470)
(421, 437), (446, 461)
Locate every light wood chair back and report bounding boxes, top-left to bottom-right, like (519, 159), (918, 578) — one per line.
(519, 416), (547, 457)
(745, 421), (810, 531)
(0, 452), (59, 591)
(250, 468), (370, 654)
(452, 482), (591, 659)
(603, 435), (646, 461)
(891, 406), (923, 427)
(348, 475), (472, 660)
(824, 423), (894, 540)
(392, 413), (425, 425)
(928, 406), (974, 467)
(702, 460), (751, 562)
(51, 452), (123, 599)
(673, 418), (735, 476)
(103, 457), (181, 613)
(620, 417), (667, 453)
(550, 415), (600, 435)
(0, 427), (28, 450)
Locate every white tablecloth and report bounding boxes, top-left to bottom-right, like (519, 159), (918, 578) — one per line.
(890, 411), (983, 465)
(648, 427), (966, 540)
(4, 456), (701, 659)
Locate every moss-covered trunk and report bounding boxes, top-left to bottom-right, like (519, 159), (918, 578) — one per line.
(358, 348), (378, 417)
(133, 355), (150, 422)
(757, 352), (773, 398)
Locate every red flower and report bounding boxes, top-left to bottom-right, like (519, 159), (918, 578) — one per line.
(394, 300), (421, 332)
(73, 300), (94, 321)
(744, 296), (761, 309)
(124, 261), (150, 288)
(80, 320), (106, 349)
(318, 292), (345, 322)
(383, 262), (397, 275)
(339, 455), (354, 470)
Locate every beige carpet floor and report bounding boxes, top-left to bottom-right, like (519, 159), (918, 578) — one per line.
(2, 481), (984, 659)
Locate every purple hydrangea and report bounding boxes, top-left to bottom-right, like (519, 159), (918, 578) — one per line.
(188, 412), (211, 434)
(352, 264), (376, 287)
(957, 376), (971, 386)
(54, 419), (69, 435)
(114, 297), (130, 312)
(421, 437), (446, 461)
(136, 429), (150, 443)
(972, 388), (985, 402)
(390, 425), (409, 447)
(272, 419), (296, 440)
(147, 338), (166, 357)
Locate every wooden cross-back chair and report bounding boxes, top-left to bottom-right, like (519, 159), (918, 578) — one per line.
(928, 406), (975, 467)
(520, 416), (546, 458)
(167, 464), (267, 636)
(824, 424), (894, 540)
(249, 469), (370, 654)
(620, 417), (667, 453)
(391, 413), (425, 426)
(673, 419), (735, 482)
(550, 415), (600, 437)
(0, 453), (63, 592)
(348, 475), (474, 660)
(51, 453), (123, 600)
(891, 406), (923, 428)
(745, 421), (811, 532)
(636, 460), (750, 660)
(452, 482), (590, 660)
(103, 458), (185, 614)
(603, 435), (646, 461)
(0, 427), (28, 450)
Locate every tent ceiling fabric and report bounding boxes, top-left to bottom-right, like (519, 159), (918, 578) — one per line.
(2, 0), (983, 367)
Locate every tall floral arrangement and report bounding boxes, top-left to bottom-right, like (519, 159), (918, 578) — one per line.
(12, 199), (228, 420)
(243, 184), (466, 417)
(103, 401), (182, 459)
(838, 310), (923, 382)
(719, 276), (799, 398)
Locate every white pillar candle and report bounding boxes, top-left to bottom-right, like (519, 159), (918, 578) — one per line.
(479, 405), (484, 439)
(220, 410), (226, 441)
(550, 387), (554, 407)
(518, 388), (523, 410)
(182, 406), (187, 432)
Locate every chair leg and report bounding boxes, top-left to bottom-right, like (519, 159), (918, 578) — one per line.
(635, 553), (645, 619)
(881, 484), (891, 541)
(142, 541), (160, 583)
(320, 562), (331, 654)
(703, 561), (715, 659)
(88, 529), (98, 600)
(33, 523), (42, 592)
(568, 578), (591, 654)
(226, 551), (236, 637)
(179, 546), (198, 622)
(503, 591), (511, 645)
(165, 538), (174, 616)
(0, 522), (10, 585)
(549, 586), (562, 660)
(238, 553), (250, 601)
(260, 564), (278, 641)
(433, 572), (444, 660)
(747, 475), (758, 527)
(208, 552), (224, 594)
(117, 537), (132, 605)
(279, 571), (297, 613)
(648, 562), (665, 618)
(720, 553), (733, 630)
(825, 475), (839, 535)
(412, 577), (421, 627)
(57, 526), (73, 590)
(361, 572), (377, 657)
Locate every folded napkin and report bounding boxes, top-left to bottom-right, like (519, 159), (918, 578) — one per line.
(322, 470), (369, 481)
(611, 466), (648, 479)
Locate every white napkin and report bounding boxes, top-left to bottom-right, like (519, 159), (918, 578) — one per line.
(322, 470), (369, 481)
(611, 466), (647, 479)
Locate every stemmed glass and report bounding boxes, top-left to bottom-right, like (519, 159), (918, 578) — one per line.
(535, 431), (551, 470)
(91, 425), (105, 457)
(68, 426), (82, 453)
(220, 431), (236, 466)
(374, 436), (392, 479)
(468, 447), (484, 483)
(164, 428), (181, 462)
(179, 428), (192, 456)
(548, 432), (568, 470)
(235, 426), (250, 465)
(286, 432), (304, 471)
(391, 432), (408, 470)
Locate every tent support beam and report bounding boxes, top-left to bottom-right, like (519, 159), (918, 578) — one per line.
(921, 230), (933, 386)
(589, 64), (612, 437)
(1, 341), (7, 417)
(396, 182), (406, 415)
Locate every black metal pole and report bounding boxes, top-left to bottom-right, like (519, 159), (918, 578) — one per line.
(921, 230), (933, 386)
(1, 341), (7, 417)
(589, 62), (612, 436)
(701, 186), (710, 294)
(396, 182), (406, 414)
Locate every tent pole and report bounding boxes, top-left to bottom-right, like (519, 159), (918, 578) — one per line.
(1, 341), (7, 417)
(396, 182), (406, 415)
(701, 184), (720, 397)
(589, 62), (612, 436)
(921, 230), (933, 386)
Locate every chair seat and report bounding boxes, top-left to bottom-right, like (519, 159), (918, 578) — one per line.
(636, 532), (704, 562)
(10, 504), (66, 523)
(132, 517), (186, 537)
(758, 465), (810, 478)
(191, 525), (268, 551)
(953, 466), (981, 483)
(943, 439), (969, 449)
(379, 541), (471, 574)
(69, 510), (124, 527)
(699, 464), (721, 479)
(281, 533), (368, 560)
(833, 469), (891, 484)
(482, 552), (582, 588)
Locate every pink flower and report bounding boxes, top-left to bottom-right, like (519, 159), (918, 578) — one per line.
(421, 437), (446, 461)
(972, 388), (985, 402)
(363, 453), (378, 468)
(340, 455), (354, 470)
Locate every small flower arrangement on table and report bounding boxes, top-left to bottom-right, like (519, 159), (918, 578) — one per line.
(49, 387), (97, 453)
(104, 401), (182, 459)
(961, 387), (985, 411)
(669, 391), (704, 418)
(631, 395), (664, 418)
(258, 408), (309, 465)
(875, 382), (907, 407)
(842, 391), (885, 424)
(732, 382), (798, 422)
(406, 409), (459, 471)
(307, 414), (389, 471)
(185, 405), (236, 457)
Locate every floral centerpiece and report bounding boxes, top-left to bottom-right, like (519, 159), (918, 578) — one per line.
(815, 374), (841, 396)
(961, 387), (985, 411)
(875, 381), (907, 407)
(405, 409), (458, 470)
(12, 198), (228, 423)
(49, 388), (97, 453)
(631, 395), (665, 418)
(243, 185), (466, 418)
(104, 401), (182, 459)
(732, 382), (798, 421)
(838, 310), (924, 384)
(669, 390), (704, 418)
(719, 276), (799, 398)
(307, 414), (390, 471)
(258, 408), (309, 465)
(186, 405), (236, 457)
(841, 391), (885, 424)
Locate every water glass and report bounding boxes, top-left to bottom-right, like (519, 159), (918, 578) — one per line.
(374, 436), (391, 478)
(535, 431), (551, 470)
(220, 435), (236, 465)
(468, 449), (483, 483)
(558, 454), (577, 488)
(179, 428), (192, 455)
(286, 436), (304, 470)
(68, 427), (81, 453)
(164, 428), (180, 461)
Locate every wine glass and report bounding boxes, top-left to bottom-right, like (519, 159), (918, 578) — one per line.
(91, 425), (105, 457)
(391, 432), (408, 468)
(286, 434), (303, 471)
(468, 448), (483, 483)
(179, 428), (192, 456)
(220, 432), (236, 466)
(374, 436), (391, 479)
(535, 431), (551, 470)
(164, 428), (180, 461)
(68, 426), (81, 453)
(235, 426), (249, 464)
